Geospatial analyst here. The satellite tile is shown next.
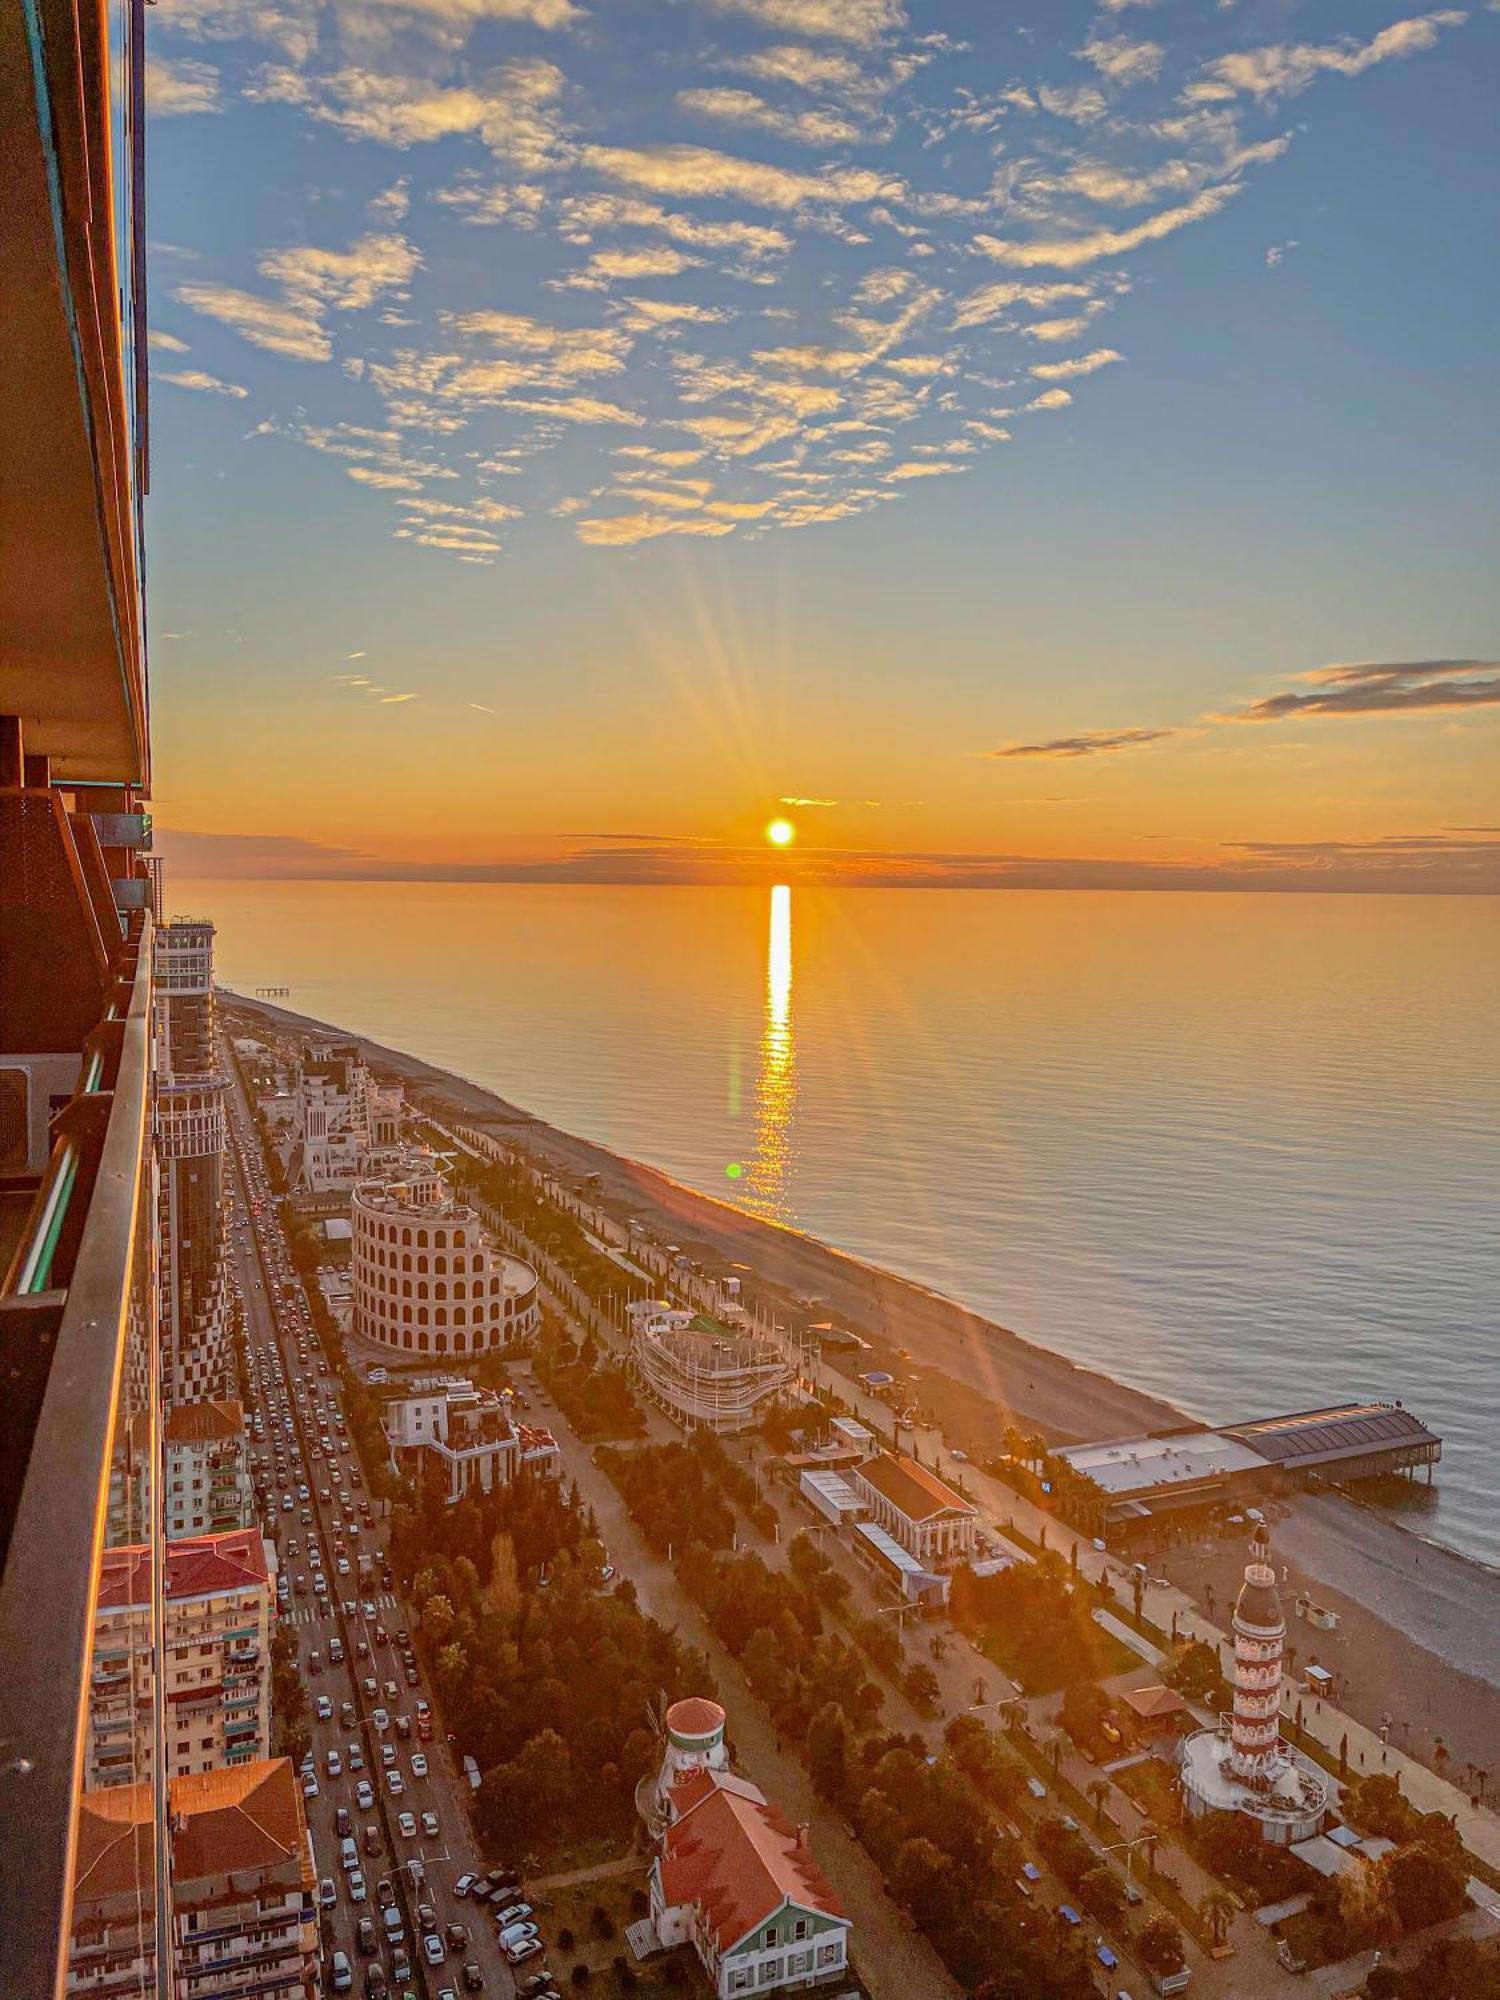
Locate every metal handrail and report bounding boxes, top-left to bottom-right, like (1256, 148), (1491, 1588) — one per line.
(0, 917), (155, 1998)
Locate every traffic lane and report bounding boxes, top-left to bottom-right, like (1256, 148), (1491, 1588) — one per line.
(228, 1109), (520, 1997)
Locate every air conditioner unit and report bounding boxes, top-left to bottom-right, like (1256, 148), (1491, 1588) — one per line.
(0, 1053), (83, 1174)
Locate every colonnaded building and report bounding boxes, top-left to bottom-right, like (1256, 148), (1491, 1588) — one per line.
(351, 1155), (539, 1361)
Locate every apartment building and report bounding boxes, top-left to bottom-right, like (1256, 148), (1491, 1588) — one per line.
(164, 1399), (255, 1539)
(289, 1039), (403, 1194)
(89, 1531), (273, 1788)
(67, 1759), (319, 2000)
(382, 1379), (560, 1502)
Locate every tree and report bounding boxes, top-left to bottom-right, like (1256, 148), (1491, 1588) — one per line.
(807, 1702), (856, 1807)
(1078, 1865), (1126, 1928)
(1135, 1916), (1185, 1978)
(1164, 1637), (1227, 1707)
(1382, 1840), (1467, 1934)
(903, 1663), (941, 1713)
(1200, 1886), (1236, 1948)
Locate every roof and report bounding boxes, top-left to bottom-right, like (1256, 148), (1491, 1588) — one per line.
(853, 1519), (929, 1580)
(73, 1760), (308, 1907)
(658, 1784), (844, 1955)
(98, 1528), (269, 1612)
(1223, 1403), (1438, 1469)
(799, 1469), (864, 1511)
(665, 1697), (726, 1740)
(670, 1769), (767, 1821)
(170, 1759), (308, 1884)
(73, 1784), (154, 1907)
(1119, 1684), (1188, 1722)
(164, 1398), (245, 1445)
(854, 1452), (975, 1524)
(1056, 1429), (1267, 1497)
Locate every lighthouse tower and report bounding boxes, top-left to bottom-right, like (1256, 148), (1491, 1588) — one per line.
(648, 1698), (728, 1824)
(1228, 1518), (1286, 1791)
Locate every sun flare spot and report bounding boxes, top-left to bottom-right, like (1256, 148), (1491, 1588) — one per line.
(766, 817), (796, 848)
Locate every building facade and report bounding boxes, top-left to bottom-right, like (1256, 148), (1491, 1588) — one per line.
(646, 1705), (850, 1998)
(164, 1400), (255, 1540)
(155, 919), (233, 1406)
(67, 1759), (319, 2000)
(382, 1380), (560, 1501)
(90, 1530), (273, 1788)
(628, 1301), (793, 1434)
(351, 1160), (539, 1360)
(848, 1453), (978, 1567)
(289, 1040), (403, 1194)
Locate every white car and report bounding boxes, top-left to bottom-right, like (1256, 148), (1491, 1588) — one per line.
(372, 1708), (390, 1734)
(326, 1751), (342, 1778)
(355, 1781), (375, 1811)
(421, 1812), (439, 1839)
(348, 1870), (368, 1903)
(302, 1774), (319, 1799)
(410, 1752), (428, 1779)
(398, 1812), (418, 1839)
(386, 1769), (405, 1796)
(316, 1696), (333, 1721)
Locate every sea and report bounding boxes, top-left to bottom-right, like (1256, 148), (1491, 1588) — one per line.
(180, 879), (1500, 1570)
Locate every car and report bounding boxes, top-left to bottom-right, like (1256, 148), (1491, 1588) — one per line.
(348, 1870), (368, 1903)
(445, 1924), (469, 1952)
(335, 1807), (352, 1838)
(404, 1665), (421, 1687)
(302, 1774), (319, 1800)
(357, 1916), (378, 1956)
(363, 1600), (377, 1618)
(326, 1750), (343, 1778)
(495, 1904), (533, 1929)
(377, 1878), (396, 1909)
(355, 1781), (375, 1811)
(423, 1935), (446, 1967)
(372, 1706), (389, 1732)
(383, 1679), (399, 1701)
(395, 1714), (411, 1740)
(328, 1949), (353, 1993)
(504, 1939), (543, 1968)
(364, 1969), (388, 1998)
(499, 1924), (539, 1951)
(316, 1695), (333, 1721)
(398, 1812), (417, 1839)
(391, 1954), (413, 1986)
(462, 1967), (484, 1994)
(409, 1751), (428, 1779)
(382, 1905), (405, 1942)
(485, 1868), (518, 1891)
(453, 1874), (477, 1899)
(421, 1812), (439, 1839)
(519, 1975), (555, 1998)
(386, 1770), (405, 1795)
(381, 1743), (397, 1769)
(365, 1822), (383, 1857)
(320, 1877), (337, 1910)
(348, 1743), (365, 1771)
(341, 1700), (356, 1727)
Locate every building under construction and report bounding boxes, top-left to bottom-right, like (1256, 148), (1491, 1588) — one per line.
(628, 1302), (794, 1434)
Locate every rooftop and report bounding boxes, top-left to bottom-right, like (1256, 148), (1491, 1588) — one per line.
(1224, 1402), (1438, 1468)
(658, 1779), (843, 1955)
(163, 1398), (245, 1445)
(855, 1451), (975, 1524)
(98, 1528), (269, 1612)
(170, 1758), (308, 1883)
(1056, 1429), (1268, 1497)
(666, 1697), (726, 1740)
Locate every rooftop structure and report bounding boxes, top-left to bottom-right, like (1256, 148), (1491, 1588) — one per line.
(1220, 1402), (1441, 1478)
(628, 1300), (794, 1434)
(381, 1380), (559, 1502)
(848, 1452), (978, 1568)
(287, 1039), (403, 1194)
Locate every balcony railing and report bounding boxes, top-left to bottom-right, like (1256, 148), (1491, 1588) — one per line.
(0, 921), (166, 1996)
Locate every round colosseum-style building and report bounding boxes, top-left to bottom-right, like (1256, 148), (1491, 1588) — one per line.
(351, 1159), (538, 1360)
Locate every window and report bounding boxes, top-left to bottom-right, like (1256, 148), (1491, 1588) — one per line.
(758, 1963), (782, 1987)
(816, 1942), (841, 1968)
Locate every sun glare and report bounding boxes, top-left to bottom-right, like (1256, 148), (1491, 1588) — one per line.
(766, 817), (796, 848)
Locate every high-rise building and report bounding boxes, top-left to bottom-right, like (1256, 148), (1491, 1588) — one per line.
(163, 1400), (256, 1540)
(67, 1759), (319, 2000)
(2, 0), (159, 1980)
(88, 1530), (273, 1788)
(155, 919), (233, 1406)
(288, 1039), (403, 1194)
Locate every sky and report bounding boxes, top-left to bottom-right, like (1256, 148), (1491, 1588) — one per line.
(142, 0), (1500, 892)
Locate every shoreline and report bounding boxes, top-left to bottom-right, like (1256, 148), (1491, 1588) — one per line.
(222, 990), (1500, 1776)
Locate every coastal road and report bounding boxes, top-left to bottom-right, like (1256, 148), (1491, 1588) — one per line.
(224, 1058), (523, 2000)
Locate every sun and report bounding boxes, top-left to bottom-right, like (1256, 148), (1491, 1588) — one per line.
(766, 817), (796, 848)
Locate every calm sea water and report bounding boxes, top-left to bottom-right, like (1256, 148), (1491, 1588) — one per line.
(182, 880), (1500, 1568)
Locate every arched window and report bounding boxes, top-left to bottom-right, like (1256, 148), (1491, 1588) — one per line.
(453, 1281), (466, 1301)
(401, 1253), (411, 1273)
(418, 1331), (429, 1352)
(417, 1282), (427, 1301)
(401, 1228), (413, 1247)
(454, 1306), (466, 1326)
(417, 1229), (428, 1249)
(435, 1307), (447, 1327)
(402, 1279), (412, 1298)
(434, 1281), (446, 1301)
(436, 1334), (447, 1355)
(417, 1256), (427, 1275)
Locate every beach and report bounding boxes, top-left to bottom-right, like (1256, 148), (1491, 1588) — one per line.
(224, 990), (1500, 1782)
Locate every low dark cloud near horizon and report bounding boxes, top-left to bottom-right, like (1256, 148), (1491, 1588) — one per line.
(156, 824), (1500, 896)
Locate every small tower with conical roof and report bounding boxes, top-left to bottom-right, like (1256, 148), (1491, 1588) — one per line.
(1228, 1517), (1286, 1791)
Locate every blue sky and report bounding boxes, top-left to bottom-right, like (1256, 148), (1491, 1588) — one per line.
(142, 0), (1500, 888)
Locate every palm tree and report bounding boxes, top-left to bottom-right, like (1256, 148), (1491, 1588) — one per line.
(1087, 1778), (1110, 1830)
(1200, 1887), (1236, 1949)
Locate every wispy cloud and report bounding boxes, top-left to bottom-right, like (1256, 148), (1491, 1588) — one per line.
(977, 183), (1244, 271)
(1184, 10), (1466, 104)
(987, 727), (1177, 759)
(146, 55), (222, 115)
(158, 367), (250, 398)
(1224, 659), (1500, 722)
(1030, 348), (1123, 380)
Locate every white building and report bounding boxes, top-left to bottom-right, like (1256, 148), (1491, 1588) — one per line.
(628, 1300), (793, 1434)
(288, 1040), (403, 1194)
(645, 1700), (851, 1998)
(1179, 1520), (1329, 1845)
(164, 1398), (254, 1539)
(382, 1380), (559, 1502)
(848, 1452), (978, 1567)
(351, 1159), (538, 1361)
(89, 1529), (273, 1787)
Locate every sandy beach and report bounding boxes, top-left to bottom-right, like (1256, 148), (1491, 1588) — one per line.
(225, 990), (1500, 1781)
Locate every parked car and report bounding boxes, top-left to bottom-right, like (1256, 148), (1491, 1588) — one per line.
(328, 1951), (352, 1993)
(423, 1935), (446, 1967)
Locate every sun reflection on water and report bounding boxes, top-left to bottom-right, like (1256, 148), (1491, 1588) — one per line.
(745, 882), (796, 1216)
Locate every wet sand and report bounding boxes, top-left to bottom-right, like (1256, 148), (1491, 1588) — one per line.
(225, 991), (1500, 1781)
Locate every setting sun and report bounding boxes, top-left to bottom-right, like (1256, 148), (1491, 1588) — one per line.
(766, 817), (796, 848)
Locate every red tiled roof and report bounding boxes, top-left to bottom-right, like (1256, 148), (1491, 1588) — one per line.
(855, 1452), (975, 1525)
(164, 1398), (245, 1444)
(659, 1785), (844, 1955)
(666, 1697), (725, 1740)
(170, 1759), (308, 1884)
(669, 1769), (765, 1822)
(98, 1528), (269, 1612)
(73, 1784), (154, 1906)
(1120, 1684), (1188, 1721)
